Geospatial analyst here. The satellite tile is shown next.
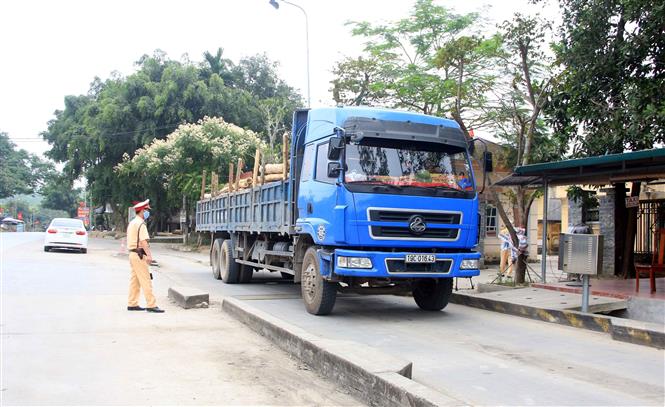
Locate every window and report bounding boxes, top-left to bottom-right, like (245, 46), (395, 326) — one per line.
(301, 144), (315, 182)
(315, 142), (335, 184)
(485, 205), (497, 236)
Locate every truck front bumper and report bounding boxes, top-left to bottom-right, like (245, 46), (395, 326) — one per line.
(331, 248), (481, 279)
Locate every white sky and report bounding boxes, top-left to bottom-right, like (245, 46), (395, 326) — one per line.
(0, 0), (558, 157)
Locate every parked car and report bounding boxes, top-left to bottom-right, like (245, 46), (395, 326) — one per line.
(44, 218), (88, 253)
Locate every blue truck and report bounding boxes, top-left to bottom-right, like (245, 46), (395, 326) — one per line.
(196, 106), (490, 315)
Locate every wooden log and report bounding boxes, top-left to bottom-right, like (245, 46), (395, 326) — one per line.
(228, 162), (234, 193)
(235, 158), (243, 192)
(200, 169), (207, 200)
(252, 149), (260, 188)
(282, 132), (289, 179)
(264, 173), (286, 182)
(261, 163), (284, 175)
(211, 172), (219, 196)
(260, 154), (266, 186)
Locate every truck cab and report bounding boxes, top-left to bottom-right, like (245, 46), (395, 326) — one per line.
(290, 107), (482, 314)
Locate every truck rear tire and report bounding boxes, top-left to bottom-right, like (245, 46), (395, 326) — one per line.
(301, 246), (337, 315)
(239, 267), (253, 283)
(412, 278), (453, 311)
(220, 239), (240, 284)
(211, 239), (222, 280)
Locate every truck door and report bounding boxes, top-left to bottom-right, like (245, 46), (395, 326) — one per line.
(297, 140), (340, 244)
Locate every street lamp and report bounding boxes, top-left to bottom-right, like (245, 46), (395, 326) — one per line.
(269, 0), (311, 107)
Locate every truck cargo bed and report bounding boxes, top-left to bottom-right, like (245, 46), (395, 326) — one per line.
(196, 180), (291, 234)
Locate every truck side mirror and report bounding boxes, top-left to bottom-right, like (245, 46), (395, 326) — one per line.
(327, 161), (342, 178)
(483, 151), (493, 173)
(328, 136), (344, 160)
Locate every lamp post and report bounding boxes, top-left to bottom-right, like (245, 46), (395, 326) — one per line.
(269, 0), (311, 107)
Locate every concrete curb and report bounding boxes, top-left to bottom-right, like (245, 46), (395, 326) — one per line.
(222, 297), (463, 407)
(451, 292), (664, 349)
(168, 286), (209, 309)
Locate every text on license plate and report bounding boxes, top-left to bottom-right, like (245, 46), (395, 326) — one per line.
(405, 254), (436, 263)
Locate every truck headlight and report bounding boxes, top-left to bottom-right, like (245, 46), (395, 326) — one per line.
(460, 259), (479, 270)
(337, 256), (373, 269)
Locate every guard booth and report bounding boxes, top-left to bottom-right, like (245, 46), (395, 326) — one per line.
(494, 148), (665, 292)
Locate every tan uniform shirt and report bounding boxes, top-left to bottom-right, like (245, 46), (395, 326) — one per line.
(127, 215), (150, 250)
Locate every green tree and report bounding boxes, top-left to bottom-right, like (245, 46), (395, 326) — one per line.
(116, 117), (264, 226)
(0, 132), (54, 199)
(42, 49), (301, 230)
(332, 0), (501, 137)
(40, 173), (82, 217)
(545, 0), (664, 277)
(546, 0), (664, 155)
(482, 14), (560, 283)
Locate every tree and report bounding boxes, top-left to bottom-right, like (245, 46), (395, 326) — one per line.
(484, 14), (559, 284)
(331, 0), (501, 137)
(116, 116), (264, 227)
(258, 98), (290, 157)
(42, 49), (301, 230)
(0, 132), (54, 199)
(546, 0), (664, 155)
(545, 0), (665, 277)
(41, 173), (81, 217)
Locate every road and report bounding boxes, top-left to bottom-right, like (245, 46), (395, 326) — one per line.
(0, 233), (361, 405)
(149, 238), (664, 406)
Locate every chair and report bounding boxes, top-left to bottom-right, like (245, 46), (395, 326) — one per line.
(635, 228), (665, 293)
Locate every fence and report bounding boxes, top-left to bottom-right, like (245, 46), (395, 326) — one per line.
(635, 199), (665, 261)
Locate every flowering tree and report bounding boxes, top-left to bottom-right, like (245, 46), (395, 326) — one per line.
(116, 116), (264, 226)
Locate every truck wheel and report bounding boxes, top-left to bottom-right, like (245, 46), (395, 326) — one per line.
(412, 278), (453, 311)
(211, 239), (222, 280)
(239, 267), (253, 283)
(301, 246), (337, 315)
(220, 240), (240, 283)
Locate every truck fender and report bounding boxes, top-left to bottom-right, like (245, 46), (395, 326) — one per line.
(293, 234), (315, 283)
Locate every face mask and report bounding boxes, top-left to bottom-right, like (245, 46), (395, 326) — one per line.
(143, 210), (150, 220)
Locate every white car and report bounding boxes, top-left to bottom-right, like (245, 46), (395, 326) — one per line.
(44, 218), (88, 253)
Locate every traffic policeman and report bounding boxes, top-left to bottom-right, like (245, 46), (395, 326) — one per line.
(127, 199), (164, 313)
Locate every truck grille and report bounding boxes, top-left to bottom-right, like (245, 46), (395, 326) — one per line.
(368, 209), (461, 240)
(369, 210), (461, 224)
(386, 259), (452, 274)
(371, 226), (458, 239)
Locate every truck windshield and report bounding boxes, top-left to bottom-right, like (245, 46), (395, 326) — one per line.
(344, 137), (475, 197)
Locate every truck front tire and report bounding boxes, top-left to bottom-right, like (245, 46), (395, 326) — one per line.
(301, 247), (337, 315)
(211, 239), (222, 280)
(412, 278), (453, 311)
(220, 239), (241, 283)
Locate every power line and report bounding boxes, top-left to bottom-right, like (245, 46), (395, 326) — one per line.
(9, 122), (185, 142)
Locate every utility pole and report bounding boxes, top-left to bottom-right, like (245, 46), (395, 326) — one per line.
(182, 194), (188, 245)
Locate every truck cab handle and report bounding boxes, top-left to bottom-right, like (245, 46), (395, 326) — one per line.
(307, 202), (313, 214)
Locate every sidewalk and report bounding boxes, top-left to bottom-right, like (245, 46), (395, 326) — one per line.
(159, 243), (664, 349)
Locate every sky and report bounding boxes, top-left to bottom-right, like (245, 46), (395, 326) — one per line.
(0, 0), (559, 158)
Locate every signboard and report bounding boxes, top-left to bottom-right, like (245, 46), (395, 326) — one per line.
(625, 196), (639, 208)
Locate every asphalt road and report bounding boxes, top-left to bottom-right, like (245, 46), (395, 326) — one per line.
(0, 233), (361, 405)
(143, 238), (665, 406)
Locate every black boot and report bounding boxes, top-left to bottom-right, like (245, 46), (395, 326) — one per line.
(127, 306), (145, 311)
(146, 307), (165, 313)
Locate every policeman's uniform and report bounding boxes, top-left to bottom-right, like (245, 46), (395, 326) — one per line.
(127, 200), (157, 309)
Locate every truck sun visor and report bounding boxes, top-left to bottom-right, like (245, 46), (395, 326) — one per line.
(342, 117), (467, 148)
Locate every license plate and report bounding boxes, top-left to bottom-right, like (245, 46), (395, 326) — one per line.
(405, 254), (436, 263)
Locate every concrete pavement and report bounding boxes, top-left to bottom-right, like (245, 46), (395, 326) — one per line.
(145, 240), (664, 406)
(0, 233), (362, 405)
